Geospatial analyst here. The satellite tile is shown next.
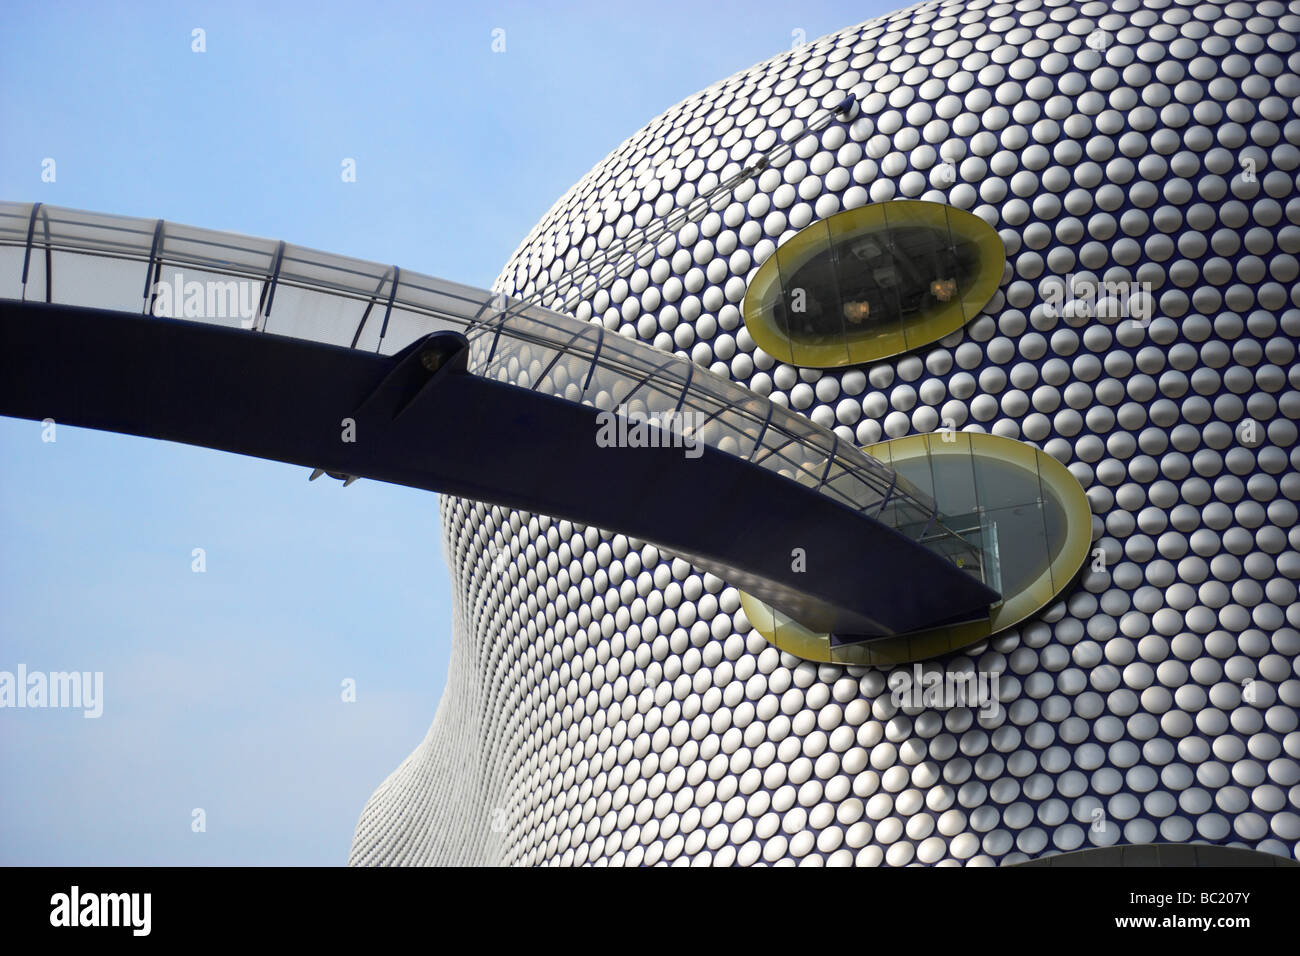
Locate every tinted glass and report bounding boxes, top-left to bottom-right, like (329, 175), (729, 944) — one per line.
(742, 201), (1005, 368)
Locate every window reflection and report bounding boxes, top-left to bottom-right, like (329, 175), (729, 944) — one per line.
(772, 225), (979, 342)
(742, 201), (1005, 368)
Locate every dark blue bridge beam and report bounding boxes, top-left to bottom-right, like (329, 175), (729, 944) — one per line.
(0, 301), (998, 638)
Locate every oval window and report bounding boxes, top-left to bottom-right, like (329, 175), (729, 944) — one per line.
(742, 200), (1005, 369)
(739, 432), (1091, 666)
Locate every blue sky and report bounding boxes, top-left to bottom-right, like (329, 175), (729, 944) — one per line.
(0, 0), (887, 864)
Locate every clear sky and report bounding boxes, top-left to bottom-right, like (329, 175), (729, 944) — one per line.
(0, 0), (889, 864)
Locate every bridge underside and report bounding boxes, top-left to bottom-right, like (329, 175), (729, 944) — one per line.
(0, 301), (998, 638)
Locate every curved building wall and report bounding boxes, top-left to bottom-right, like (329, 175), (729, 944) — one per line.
(349, 0), (1300, 866)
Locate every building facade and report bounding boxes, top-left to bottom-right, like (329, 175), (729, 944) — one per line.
(348, 0), (1300, 865)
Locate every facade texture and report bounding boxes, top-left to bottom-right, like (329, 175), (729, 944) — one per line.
(348, 0), (1300, 865)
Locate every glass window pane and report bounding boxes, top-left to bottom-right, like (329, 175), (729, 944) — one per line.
(928, 440), (981, 517)
(972, 448), (1040, 511)
(984, 500), (1053, 602)
(264, 284), (361, 343)
(45, 252), (140, 312)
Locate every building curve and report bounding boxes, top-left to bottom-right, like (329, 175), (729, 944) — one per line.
(348, 0), (1300, 866)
